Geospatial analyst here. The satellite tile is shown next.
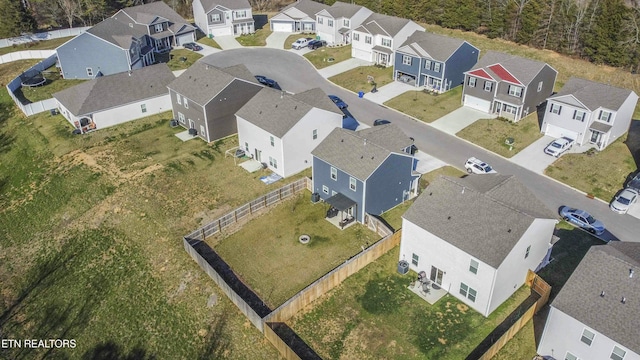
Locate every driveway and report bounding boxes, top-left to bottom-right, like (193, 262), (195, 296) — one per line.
(509, 135), (557, 174)
(196, 43), (221, 57)
(430, 107), (495, 135)
(265, 32), (289, 49)
(213, 35), (243, 50)
(317, 58), (372, 79)
(414, 150), (447, 174)
(363, 81), (415, 105)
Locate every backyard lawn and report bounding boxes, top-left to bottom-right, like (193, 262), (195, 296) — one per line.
(0, 36), (73, 56)
(304, 45), (352, 69)
(385, 86), (463, 123)
(329, 65), (393, 93)
(166, 48), (202, 70)
(457, 113), (543, 158)
(13, 66), (85, 103)
(212, 192), (380, 308)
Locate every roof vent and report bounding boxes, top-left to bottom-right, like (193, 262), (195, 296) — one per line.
(507, 229), (511, 233)
(600, 291), (605, 297)
(294, 106), (297, 110)
(622, 297), (626, 304)
(371, 156), (374, 160)
(447, 216), (451, 220)
(360, 156), (363, 159)
(341, 139), (344, 142)
(429, 192), (432, 196)
(630, 269), (635, 278)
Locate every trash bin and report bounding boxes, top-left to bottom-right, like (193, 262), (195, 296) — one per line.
(208, 34), (213, 39)
(358, 91), (364, 98)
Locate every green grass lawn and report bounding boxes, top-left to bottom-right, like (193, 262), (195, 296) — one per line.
(456, 114), (543, 158)
(236, 26), (273, 46)
(329, 65), (394, 93)
(304, 45), (352, 69)
(166, 49), (203, 70)
(545, 136), (636, 201)
(13, 66), (85, 103)
(0, 36), (73, 56)
(212, 192), (379, 308)
(288, 246), (531, 360)
(385, 86), (463, 123)
(197, 36), (221, 49)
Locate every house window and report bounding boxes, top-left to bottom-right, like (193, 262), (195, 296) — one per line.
(178, 112), (185, 124)
(270, 136), (274, 146)
(581, 329), (595, 346)
(343, 19), (349, 27)
(381, 38), (391, 47)
(234, 10), (247, 18)
(330, 166), (337, 180)
(402, 55), (411, 66)
(141, 104), (147, 113)
(86, 68), (93, 77)
(424, 60), (432, 70)
(176, 93), (181, 104)
(322, 185), (329, 194)
(503, 104), (517, 114)
(411, 253), (419, 266)
(245, 142), (249, 151)
(537, 81), (543, 92)
(525, 245), (531, 259)
(433, 63), (441, 72)
(459, 283), (477, 302)
(573, 110), (585, 121)
(349, 177), (356, 191)
(210, 14), (220, 22)
(184, 98), (189, 109)
(313, 129), (317, 140)
(365, 36), (371, 44)
(599, 110), (611, 123)
(550, 103), (562, 115)
(154, 24), (163, 32)
(318, 17), (323, 25)
(328, 19), (333, 27)
(508, 85), (523, 97)
(565, 352), (578, 360)
(273, 158), (278, 168)
(468, 77), (476, 87)
(484, 81), (492, 92)
(353, 33), (359, 41)
(469, 259), (479, 274)
(611, 346), (626, 360)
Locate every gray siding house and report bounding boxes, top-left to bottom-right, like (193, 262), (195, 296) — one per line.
(462, 51), (558, 122)
(311, 124), (419, 223)
(315, 2), (372, 45)
(537, 242), (640, 360)
(193, 0), (254, 37)
(167, 62), (262, 143)
(270, 0), (329, 32)
(393, 31), (479, 93)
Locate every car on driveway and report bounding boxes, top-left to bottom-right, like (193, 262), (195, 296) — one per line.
(465, 157), (496, 174)
(183, 42), (203, 51)
(292, 38), (312, 50)
(308, 39), (327, 50)
(626, 172), (640, 192)
(328, 95), (347, 109)
(373, 119), (391, 126)
(254, 75), (276, 87)
(610, 188), (639, 214)
(559, 206), (606, 235)
(544, 137), (574, 157)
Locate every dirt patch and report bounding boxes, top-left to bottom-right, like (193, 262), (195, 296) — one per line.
(456, 303), (469, 313)
(438, 337), (447, 345)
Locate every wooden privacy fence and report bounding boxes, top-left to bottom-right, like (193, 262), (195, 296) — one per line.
(364, 214), (394, 238)
(526, 269), (552, 313)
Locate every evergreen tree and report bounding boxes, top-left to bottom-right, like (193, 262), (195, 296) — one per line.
(0, 0), (37, 37)
(581, 0), (630, 66)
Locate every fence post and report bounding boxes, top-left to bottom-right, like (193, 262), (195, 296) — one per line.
(218, 218), (222, 232)
(263, 195), (267, 208)
(279, 188), (282, 200)
(234, 210), (237, 222)
(201, 228), (205, 241)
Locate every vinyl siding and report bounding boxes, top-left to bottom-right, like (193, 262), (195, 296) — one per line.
(169, 89), (208, 141)
(364, 153), (417, 217)
(57, 33), (131, 79)
(393, 52), (421, 84)
(521, 65), (557, 119)
(444, 42), (479, 91)
(312, 157), (364, 222)
(463, 75), (495, 103)
(204, 80), (262, 142)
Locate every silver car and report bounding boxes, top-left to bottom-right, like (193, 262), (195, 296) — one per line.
(610, 188), (639, 214)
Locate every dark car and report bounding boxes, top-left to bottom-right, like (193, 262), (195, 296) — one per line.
(183, 42), (203, 51)
(254, 75), (277, 87)
(373, 119), (391, 126)
(328, 95), (347, 109)
(308, 39), (327, 49)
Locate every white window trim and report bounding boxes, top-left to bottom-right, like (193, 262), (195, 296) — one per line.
(508, 85), (523, 97)
(483, 81), (492, 92)
(328, 19), (333, 27)
(525, 245), (531, 259)
(550, 103), (562, 115)
(178, 112), (185, 123)
(469, 259), (478, 274)
(154, 24), (163, 32)
(365, 35), (371, 45)
(312, 129), (318, 140)
(318, 17), (323, 25)
(330, 166), (337, 180)
(433, 62), (441, 72)
(565, 351), (578, 360)
(468, 77), (476, 87)
(86, 68), (93, 77)
(411, 253), (419, 266)
(322, 185), (329, 194)
(353, 33), (359, 41)
(349, 177), (356, 191)
(270, 136), (275, 147)
(611, 345), (626, 360)
(381, 38), (391, 47)
(599, 110), (612, 123)
(141, 104), (147, 113)
(580, 328), (595, 346)
(184, 98), (189, 109)
(573, 110), (585, 121)
(424, 60), (432, 70)
(402, 55), (411, 66)
(537, 81), (543, 92)
(176, 93), (181, 105)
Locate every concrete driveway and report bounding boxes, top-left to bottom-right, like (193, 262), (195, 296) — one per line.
(195, 43), (221, 58)
(414, 150), (447, 174)
(265, 32), (289, 49)
(317, 58), (371, 79)
(430, 107), (495, 135)
(363, 81), (415, 105)
(213, 35), (243, 50)
(509, 135), (557, 174)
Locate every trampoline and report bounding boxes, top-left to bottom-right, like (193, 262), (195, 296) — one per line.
(20, 70), (46, 87)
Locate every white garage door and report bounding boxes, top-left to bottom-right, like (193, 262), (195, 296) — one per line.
(176, 33), (194, 46)
(463, 95), (491, 113)
(272, 22), (292, 32)
(352, 48), (371, 62)
(544, 124), (579, 141)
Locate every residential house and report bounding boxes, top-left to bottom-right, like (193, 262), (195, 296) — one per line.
(54, 63), (174, 133)
(236, 87), (343, 178)
(399, 175), (557, 317)
(540, 77), (638, 150)
(462, 51), (557, 122)
(167, 62), (262, 143)
(56, 2), (195, 79)
(537, 242), (640, 360)
(270, 0), (329, 33)
(351, 13), (424, 66)
(315, 2), (372, 45)
(193, 0), (255, 37)
(393, 31), (479, 93)
(311, 124), (420, 223)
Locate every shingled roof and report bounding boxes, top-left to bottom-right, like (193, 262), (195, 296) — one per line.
(53, 63), (174, 116)
(118, 1), (193, 26)
(550, 77), (636, 112)
(403, 175), (556, 268)
(322, 1), (366, 18)
(199, 0), (251, 12)
(470, 51), (554, 86)
(86, 18), (146, 49)
(354, 13), (416, 37)
(551, 242), (640, 355)
(281, 0), (330, 18)
(398, 31), (475, 61)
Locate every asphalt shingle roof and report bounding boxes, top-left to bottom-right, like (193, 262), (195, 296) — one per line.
(354, 13), (415, 37)
(282, 0), (330, 18)
(86, 18), (146, 49)
(119, 1), (192, 26)
(53, 63), (174, 116)
(551, 242), (640, 354)
(471, 50), (551, 86)
(167, 62), (258, 106)
(311, 124), (412, 180)
(199, 0), (251, 12)
(402, 175), (556, 268)
(550, 77), (635, 111)
(399, 31), (471, 61)
(324, 1), (365, 18)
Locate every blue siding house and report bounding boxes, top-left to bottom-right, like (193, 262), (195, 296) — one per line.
(311, 124), (420, 224)
(393, 32), (479, 93)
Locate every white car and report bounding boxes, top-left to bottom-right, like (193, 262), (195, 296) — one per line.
(465, 157), (497, 174)
(610, 188), (639, 214)
(544, 137), (574, 157)
(291, 38), (312, 50)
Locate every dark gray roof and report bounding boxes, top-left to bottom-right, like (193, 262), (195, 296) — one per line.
(590, 122), (613, 133)
(356, 124), (413, 152)
(86, 18), (145, 49)
(282, 0), (330, 18)
(167, 62), (258, 106)
(119, 1), (193, 27)
(403, 175), (556, 268)
(236, 87), (341, 137)
(199, 0), (251, 12)
(399, 31), (472, 61)
(551, 242), (640, 354)
(354, 13), (416, 37)
(472, 50), (553, 86)
(53, 63), (174, 116)
(323, 1), (365, 18)
(311, 124), (412, 180)
(550, 77), (636, 111)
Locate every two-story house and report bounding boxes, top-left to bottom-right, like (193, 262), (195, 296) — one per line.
(167, 62), (262, 143)
(236, 87), (343, 178)
(311, 124), (420, 223)
(399, 174), (557, 317)
(540, 77), (638, 150)
(393, 31), (479, 93)
(537, 242), (640, 360)
(193, 0), (255, 37)
(315, 2), (372, 45)
(462, 51), (557, 122)
(270, 0), (329, 33)
(351, 13), (424, 66)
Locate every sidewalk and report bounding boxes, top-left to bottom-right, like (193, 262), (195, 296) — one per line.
(317, 58), (372, 79)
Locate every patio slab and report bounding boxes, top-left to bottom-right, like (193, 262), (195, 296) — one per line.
(175, 130), (199, 142)
(408, 281), (447, 305)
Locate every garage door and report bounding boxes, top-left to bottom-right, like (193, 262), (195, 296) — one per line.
(463, 95), (491, 113)
(176, 33), (194, 46)
(352, 48), (371, 62)
(272, 22), (292, 32)
(544, 124), (579, 141)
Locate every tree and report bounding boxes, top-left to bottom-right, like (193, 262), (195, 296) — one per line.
(0, 0), (37, 37)
(581, 0), (630, 66)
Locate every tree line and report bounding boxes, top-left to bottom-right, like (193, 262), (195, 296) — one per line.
(0, 0), (638, 70)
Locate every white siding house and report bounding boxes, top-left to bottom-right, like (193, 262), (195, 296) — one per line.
(270, 0), (330, 33)
(315, 2), (372, 45)
(193, 0), (254, 37)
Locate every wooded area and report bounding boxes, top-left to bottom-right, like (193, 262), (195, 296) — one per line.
(0, 0), (637, 70)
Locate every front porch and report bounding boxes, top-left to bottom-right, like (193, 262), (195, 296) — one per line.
(491, 100), (521, 121)
(233, 20), (255, 35)
(372, 46), (392, 67)
(588, 122), (612, 150)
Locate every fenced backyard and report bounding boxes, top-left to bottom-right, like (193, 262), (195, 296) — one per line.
(5, 54), (59, 116)
(0, 27), (89, 48)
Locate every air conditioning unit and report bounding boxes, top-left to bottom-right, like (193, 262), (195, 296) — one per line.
(169, 119), (178, 127)
(188, 128), (197, 136)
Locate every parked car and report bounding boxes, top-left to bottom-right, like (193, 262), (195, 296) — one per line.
(627, 172), (640, 192)
(328, 95), (348, 109)
(308, 39), (327, 50)
(544, 137), (574, 157)
(254, 75), (276, 87)
(291, 38), (312, 50)
(610, 188), (639, 214)
(559, 206), (606, 235)
(464, 157), (496, 174)
(373, 119), (391, 126)
(183, 42), (203, 51)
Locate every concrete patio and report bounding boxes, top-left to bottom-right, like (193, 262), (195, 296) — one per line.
(408, 280), (448, 305)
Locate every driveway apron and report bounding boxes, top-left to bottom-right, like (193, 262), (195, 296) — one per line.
(430, 107), (495, 135)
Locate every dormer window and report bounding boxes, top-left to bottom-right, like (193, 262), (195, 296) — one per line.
(210, 14), (220, 22)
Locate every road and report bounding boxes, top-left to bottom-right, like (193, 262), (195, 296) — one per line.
(202, 49), (640, 242)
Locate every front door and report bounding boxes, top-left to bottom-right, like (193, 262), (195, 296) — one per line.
(188, 119), (195, 129)
(590, 130), (602, 144)
(430, 266), (444, 286)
